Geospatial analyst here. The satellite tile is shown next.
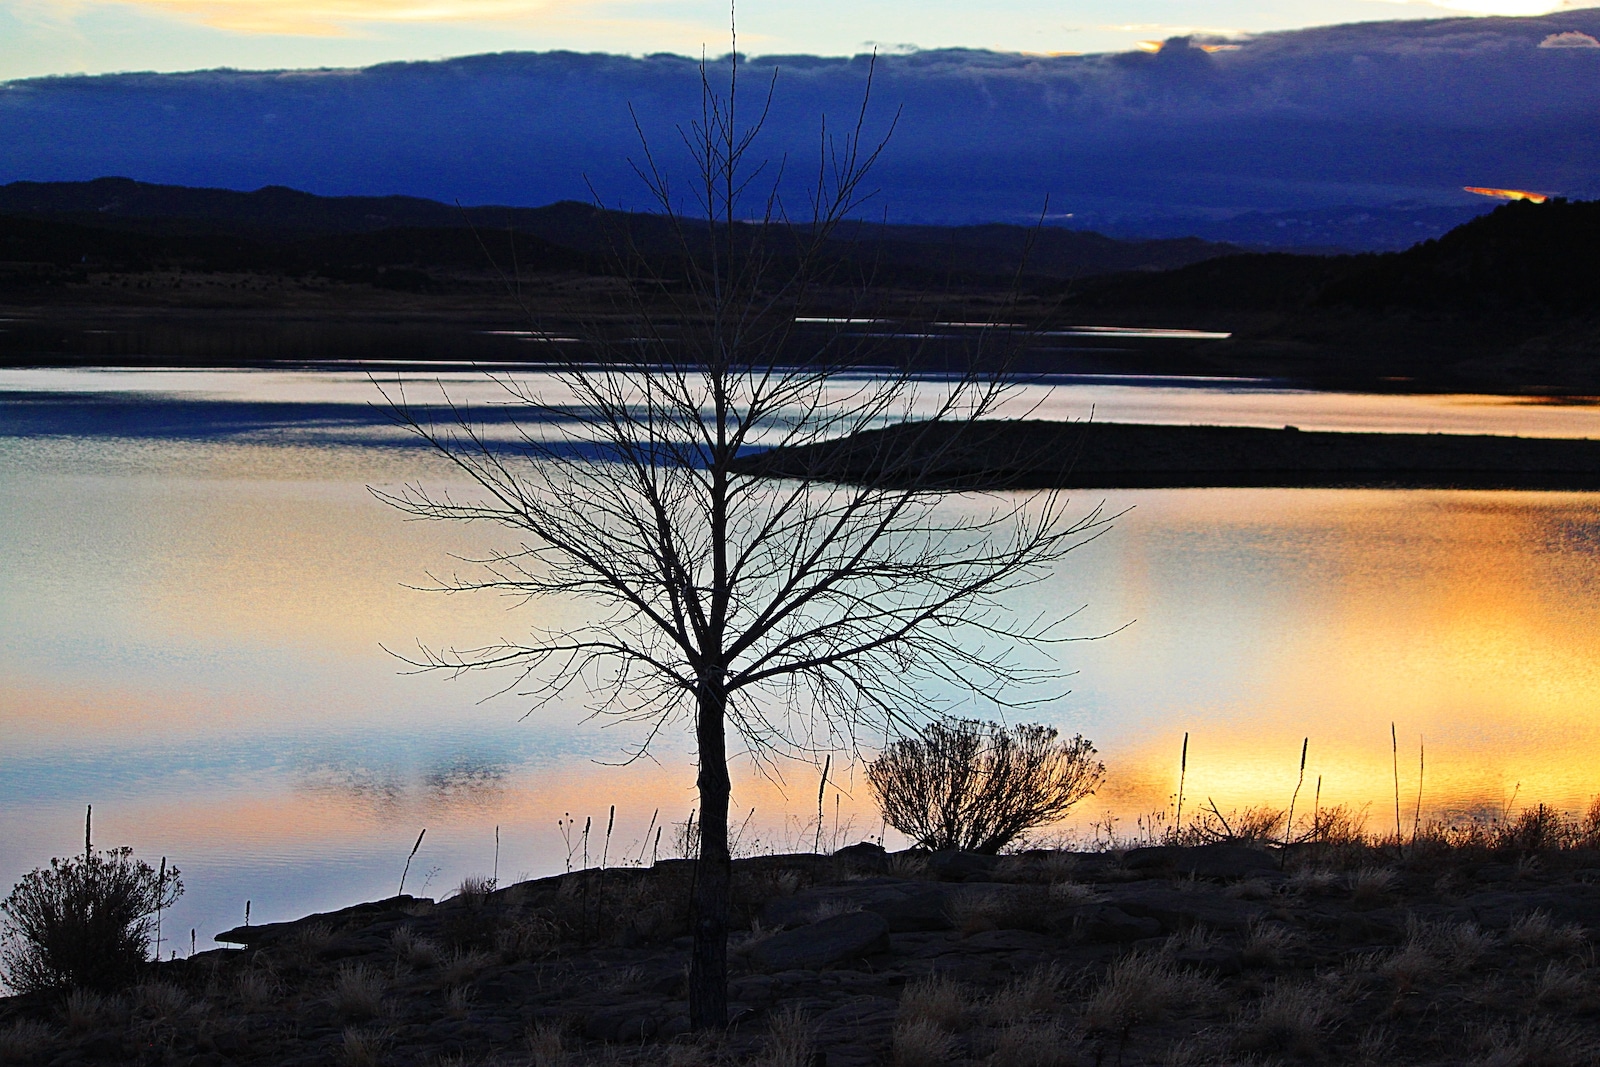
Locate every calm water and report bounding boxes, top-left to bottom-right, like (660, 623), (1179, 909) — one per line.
(3, 367), (1600, 951)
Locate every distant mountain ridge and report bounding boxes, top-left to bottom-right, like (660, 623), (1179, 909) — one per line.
(3, 12), (1599, 246)
(0, 178), (1240, 281)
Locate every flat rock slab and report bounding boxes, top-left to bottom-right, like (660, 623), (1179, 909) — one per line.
(1458, 884), (1600, 930)
(750, 911), (891, 971)
(1123, 844), (1281, 881)
(928, 851), (1002, 882)
(763, 883), (954, 932)
(214, 895), (429, 946)
(1107, 883), (1269, 931)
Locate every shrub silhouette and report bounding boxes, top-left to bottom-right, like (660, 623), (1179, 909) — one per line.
(868, 720), (1104, 854)
(1, 848), (182, 993)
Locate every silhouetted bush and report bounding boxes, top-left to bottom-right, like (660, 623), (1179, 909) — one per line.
(868, 720), (1104, 854)
(1, 848), (182, 993)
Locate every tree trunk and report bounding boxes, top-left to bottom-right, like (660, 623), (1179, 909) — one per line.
(688, 679), (731, 1030)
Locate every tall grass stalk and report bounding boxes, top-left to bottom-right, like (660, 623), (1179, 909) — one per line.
(1413, 736), (1425, 843)
(1391, 723), (1402, 840)
(154, 857), (166, 960)
(1285, 738), (1308, 850)
(638, 809), (659, 865)
(398, 829), (425, 897)
(815, 755), (830, 854)
(1175, 732), (1188, 838)
(601, 806), (615, 869)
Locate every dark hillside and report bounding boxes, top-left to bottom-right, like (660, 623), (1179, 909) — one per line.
(0, 179), (1240, 282)
(0, 214), (594, 282)
(1069, 198), (1600, 319)
(1065, 251), (1362, 313)
(0, 177), (470, 238)
(1320, 198), (1600, 316)
(1057, 198), (1600, 391)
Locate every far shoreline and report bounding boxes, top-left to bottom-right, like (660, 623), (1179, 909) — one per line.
(732, 419), (1600, 492)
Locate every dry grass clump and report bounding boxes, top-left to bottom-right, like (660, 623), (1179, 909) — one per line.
(986, 964), (1064, 1022)
(494, 917), (557, 963)
(986, 1019), (1076, 1067)
(594, 965), (645, 995)
(1082, 951), (1215, 1032)
(759, 1005), (816, 1067)
(453, 875), (495, 906)
(1285, 867), (1340, 895)
(440, 948), (492, 987)
(1348, 867), (1396, 906)
(899, 973), (974, 1032)
(1047, 879), (1099, 906)
(329, 962), (386, 1020)
(130, 979), (189, 1019)
(1507, 911), (1586, 955)
(526, 1021), (568, 1067)
(288, 921), (336, 963)
(892, 1018), (957, 1067)
(948, 887), (1047, 935)
(340, 1026), (393, 1067)
(234, 968), (279, 1009)
(1236, 978), (1336, 1058)
(1352, 1026), (1394, 1067)
(1412, 916), (1495, 967)
(1041, 851), (1078, 883)
(1534, 962), (1588, 1006)
(1373, 918), (1489, 993)
(1166, 925), (1217, 954)
(444, 985), (472, 1018)
(1175, 804), (1285, 846)
(0, 1019), (55, 1062)
(1241, 919), (1302, 968)
(886, 853), (929, 880)
(1475, 1016), (1594, 1067)
(945, 889), (1004, 936)
(61, 989), (110, 1031)
(1225, 878), (1276, 901)
(805, 897), (860, 923)
(391, 926), (442, 969)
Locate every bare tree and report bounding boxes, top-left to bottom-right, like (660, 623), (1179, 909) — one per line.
(373, 40), (1110, 1029)
(867, 719), (1105, 854)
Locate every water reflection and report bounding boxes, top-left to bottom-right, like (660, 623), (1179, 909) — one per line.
(7, 366), (1600, 441)
(3, 370), (1600, 949)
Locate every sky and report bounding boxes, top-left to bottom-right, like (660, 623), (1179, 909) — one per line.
(5, 0), (1600, 81)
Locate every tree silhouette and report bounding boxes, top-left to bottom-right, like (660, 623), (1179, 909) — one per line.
(375, 40), (1108, 1029)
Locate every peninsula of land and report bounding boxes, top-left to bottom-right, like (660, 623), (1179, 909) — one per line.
(734, 420), (1600, 491)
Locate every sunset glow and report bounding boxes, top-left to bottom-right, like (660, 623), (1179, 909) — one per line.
(92, 0), (566, 34)
(1465, 185), (1550, 203)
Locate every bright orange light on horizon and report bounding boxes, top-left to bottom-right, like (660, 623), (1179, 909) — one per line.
(1464, 186), (1549, 203)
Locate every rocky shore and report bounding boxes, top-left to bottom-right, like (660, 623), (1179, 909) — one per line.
(5, 841), (1600, 1066)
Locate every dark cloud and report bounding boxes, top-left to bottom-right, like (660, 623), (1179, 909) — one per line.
(3, 11), (1598, 224)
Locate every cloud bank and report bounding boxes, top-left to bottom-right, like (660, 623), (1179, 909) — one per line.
(2, 11), (1599, 224)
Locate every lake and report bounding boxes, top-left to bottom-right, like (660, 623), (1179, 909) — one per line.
(3, 366), (1599, 952)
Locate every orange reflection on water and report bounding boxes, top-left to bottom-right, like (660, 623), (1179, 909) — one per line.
(1088, 490), (1600, 832)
